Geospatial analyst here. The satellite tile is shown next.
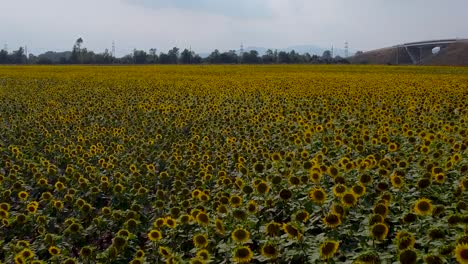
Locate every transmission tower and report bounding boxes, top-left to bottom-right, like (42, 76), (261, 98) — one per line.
(331, 45), (334, 58)
(3, 43), (7, 52)
(240, 43), (244, 63)
(112, 41), (116, 57)
(344, 42), (349, 58)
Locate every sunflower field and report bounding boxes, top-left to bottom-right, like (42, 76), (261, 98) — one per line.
(0, 65), (467, 264)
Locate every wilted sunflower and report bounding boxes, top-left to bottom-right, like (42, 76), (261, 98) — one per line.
(231, 228), (250, 243)
(423, 255), (444, 264)
(159, 246), (172, 258)
(283, 222), (302, 239)
(193, 234), (209, 248)
(232, 246), (253, 264)
(399, 249), (417, 264)
(309, 187), (327, 204)
(414, 198), (433, 216)
(455, 243), (468, 264)
(370, 223), (389, 240)
(319, 240), (339, 260)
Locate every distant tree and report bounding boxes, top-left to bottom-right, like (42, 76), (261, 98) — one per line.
(322, 50), (332, 63)
(261, 49), (275, 64)
(0, 49), (9, 63)
(180, 49), (194, 64)
(148, 48), (158, 63)
(242, 50), (260, 64)
(168, 47), (179, 64)
(207, 49), (221, 63)
(70, 37), (84, 63)
(219, 50), (238, 64)
(159, 52), (170, 64)
(133, 49), (148, 64)
(277, 51), (290, 63)
(13, 47), (26, 64)
(355, 51), (364, 56)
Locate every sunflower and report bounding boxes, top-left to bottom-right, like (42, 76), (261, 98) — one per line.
(331, 203), (345, 217)
(196, 212), (210, 226)
(256, 181), (270, 194)
(247, 200), (258, 214)
(414, 198), (433, 216)
(323, 213), (341, 228)
(18, 191), (29, 200)
(159, 246), (172, 258)
(319, 240), (339, 260)
(352, 184), (366, 196)
(148, 229), (163, 242)
(261, 243), (278, 259)
(48, 246), (60, 256)
(19, 249), (34, 259)
(455, 243), (468, 264)
(80, 247), (93, 258)
(424, 255), (444, 264)
(309, 171), (322, 183)
(341, 192), (358, 207)
(14, 255), (25, 264)
(373, 203), (388, 216)
(399, 249), (417, 264)
(309, 187), (327, 204)
(230, 195), (243, 207)
(231, 228), (250, 243)
(189, 258), (206, 264)
(279, 189), (292, 200)
(193, 234), (209, 248)
(370, 223), (389, 240)
(197, 249), (211, 261)
(215, 218), (226, 234)
(391, 174), (404, 189)
(333, 184), (347, 197)
(434, 173), (446, 184)
(265, 221), (282, 237)
(295, 210), (310, 223)
(232, 246), (253, 264)
(283, 222), (302, 239)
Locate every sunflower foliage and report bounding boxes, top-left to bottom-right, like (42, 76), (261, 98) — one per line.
(0, 65), (467, 263)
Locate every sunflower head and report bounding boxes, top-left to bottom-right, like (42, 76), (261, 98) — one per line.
(323, 213), (341, 228)
(319, 240), (339, 260)
(261, 243), (278, 259)
(399, 249), (417, 264)
(309, 187), (327, 204)
(414, 198), (433, 216)
(232, 246), (253, 264)
(193, 234), (209, 248)
(231, 228), (250, 244)
(455, 243), (468, 264)
(370, 223), (389, 240)
(342, 192), (358, 207)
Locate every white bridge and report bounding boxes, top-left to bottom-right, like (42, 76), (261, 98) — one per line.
(392, 38), (468, 64)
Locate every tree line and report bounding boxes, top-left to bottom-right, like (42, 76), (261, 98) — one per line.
(0, 38), (349, 65)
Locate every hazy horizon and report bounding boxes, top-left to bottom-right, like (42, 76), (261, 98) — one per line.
(1, 0), (468, 56)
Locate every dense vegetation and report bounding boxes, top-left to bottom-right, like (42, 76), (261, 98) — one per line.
(0, 65), (467, 263)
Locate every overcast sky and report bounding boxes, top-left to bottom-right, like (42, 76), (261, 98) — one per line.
(1, 0), (467, 56)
